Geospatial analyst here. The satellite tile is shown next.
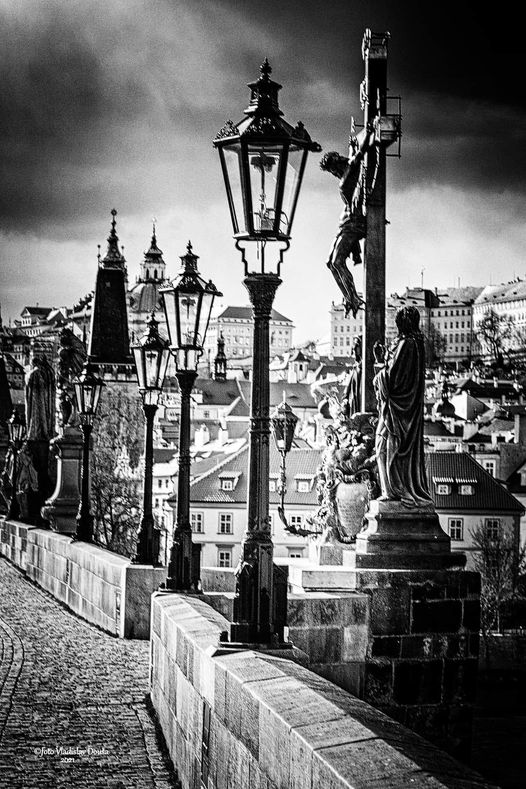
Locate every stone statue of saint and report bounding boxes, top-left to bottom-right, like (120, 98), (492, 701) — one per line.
(25, 354), (56, 441)
(373, 306), (433, 507)
(343, 336), (362, 417)
(320, 122), (377, 318)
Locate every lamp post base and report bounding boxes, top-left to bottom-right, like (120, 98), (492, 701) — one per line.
(163, 534), (201, 591)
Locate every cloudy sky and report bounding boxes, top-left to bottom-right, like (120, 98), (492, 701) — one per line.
(1, 0), (524, 343)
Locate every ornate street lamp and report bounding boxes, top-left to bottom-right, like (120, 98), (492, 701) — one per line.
(271, 396), (299, 529)
(73, 363), (104, 542)
(161, 242), (221, 590)
(6, 410), (26, 520)
(214, 60), (319, 646)
(132, 313), (170, 565)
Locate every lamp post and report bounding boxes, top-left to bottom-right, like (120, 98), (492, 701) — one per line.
(6, 410), (26, 520)
(161, 241), (221, 590)
(271, 396), (299, 529)
(214, 60), (319, 646)
(132, 313), (170, 565)
(73, 363), (104, 542)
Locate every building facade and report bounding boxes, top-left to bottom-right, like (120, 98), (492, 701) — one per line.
(205, 306), (294, 363)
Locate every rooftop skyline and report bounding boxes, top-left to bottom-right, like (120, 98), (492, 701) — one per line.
(1, 1), (525, 344)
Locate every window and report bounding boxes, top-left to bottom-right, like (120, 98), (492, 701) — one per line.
(437, 484), (451, 495)
(221, 479), (234, 491)
(218, 513), (233, 534)
(289, 514), (303, 529)
(191, 511), (204, 533)
(288, 549), (304, 559)
(448, 518), (463, 541)
(485, 518), (500, 539)
(483, 460), (496, 477)
(158, 479), (163, 488)
(269, 479), (277, 492)
(459, 484), (474, 495)
(217, 549), (232, 568)
(296, 480), (310, 493)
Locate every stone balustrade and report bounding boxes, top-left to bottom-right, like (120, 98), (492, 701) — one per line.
(150, 592), (496, 789)
(0, 518), (165, 638)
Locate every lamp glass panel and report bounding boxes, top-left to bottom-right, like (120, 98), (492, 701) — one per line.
(132, 346), (145, 389)
(161, 291), (178, 347)
(145, 349), (161, 388)
(280, 145), (306, 235)
(91, 380), (103, 414)
(197, 291), (214, 346)
(176, 348), (199, 371)
(222, 144), (244, 234)
(178, 290), (199, 347)
(247, 144), (284, 233)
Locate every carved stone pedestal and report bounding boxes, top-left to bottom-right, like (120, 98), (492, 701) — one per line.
(354, 499), (465, 569)
(41, 426), (83, 534)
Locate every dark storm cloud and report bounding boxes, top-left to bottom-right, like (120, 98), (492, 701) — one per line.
(0, 0), (524, 240)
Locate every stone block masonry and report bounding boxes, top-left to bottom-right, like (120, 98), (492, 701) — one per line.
(150, 591), (496, 789)
(0, 518), (166, 638)
(356, 568), (481, 761)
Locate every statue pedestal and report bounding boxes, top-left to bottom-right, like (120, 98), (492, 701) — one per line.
(41, 426), (83, 534)
(354, 499), (465, 569)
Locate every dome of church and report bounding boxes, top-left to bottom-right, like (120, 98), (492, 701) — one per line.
(128, 280), (163, 314)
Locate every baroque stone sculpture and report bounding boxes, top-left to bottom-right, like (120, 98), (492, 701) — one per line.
(373, 305), (433, 507)
(320, 122), (377, 318)
(24, 353), (56, 524)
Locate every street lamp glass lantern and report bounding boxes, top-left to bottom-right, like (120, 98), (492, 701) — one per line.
(214, 60), (320, 247)
(160, 242), (222, 372)
(8, 410), (25, 444)
(271, 398), (299, 454)
(132, 314), (170, 405)
(73, 363), (105, 425)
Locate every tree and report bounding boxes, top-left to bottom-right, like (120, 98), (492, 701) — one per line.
(470, 521), (526, 635)
(477, 308), (513, 366)
(424, 324), (447, 366)
(91, 383), (144, 557)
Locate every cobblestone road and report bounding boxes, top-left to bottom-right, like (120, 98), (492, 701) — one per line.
(0, 558), (179, 789)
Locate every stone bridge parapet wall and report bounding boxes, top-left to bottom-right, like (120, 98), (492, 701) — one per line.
(0, 518), (165, 638)
(150, 592), (496, 789)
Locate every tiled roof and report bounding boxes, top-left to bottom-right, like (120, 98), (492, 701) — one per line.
(475, 280), (526, 305)
(424, 420), (455, 437)
(193, 378), (243, 406)
(237, 380), (317, 409)
(477, 419), (514, 435)
(190, 444), (322, 506)
(425, 452), (523, 513)
(217, 306), (292, 323)
(436, 286), (484, 305)
(153, 448), (178, 464)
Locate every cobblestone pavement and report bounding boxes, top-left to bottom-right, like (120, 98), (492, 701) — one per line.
(0, 558), (179, 789)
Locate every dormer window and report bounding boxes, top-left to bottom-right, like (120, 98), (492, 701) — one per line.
(269, 477), (278, 492)
(295, 475), (313, 493)
(459, 484), (474, 495)
(436, 484), (451, 495)
(219, 472), (241, 492)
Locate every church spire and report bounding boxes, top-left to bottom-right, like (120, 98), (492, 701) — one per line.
(139, 221), (166, 282)
(88, 209), (132, 368)
(214, 332), (227, 381)
(101, 208), (126, 269)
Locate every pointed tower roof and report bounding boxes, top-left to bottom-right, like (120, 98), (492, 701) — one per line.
(88, 210), (132, 367)
(214, 332), (227, 381)
(101, 208), (126, 269)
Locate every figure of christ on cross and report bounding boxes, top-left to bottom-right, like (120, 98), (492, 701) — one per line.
(320, 121), (378, 318)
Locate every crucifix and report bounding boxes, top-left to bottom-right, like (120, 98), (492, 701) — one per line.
(322, 30), (401, 412)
